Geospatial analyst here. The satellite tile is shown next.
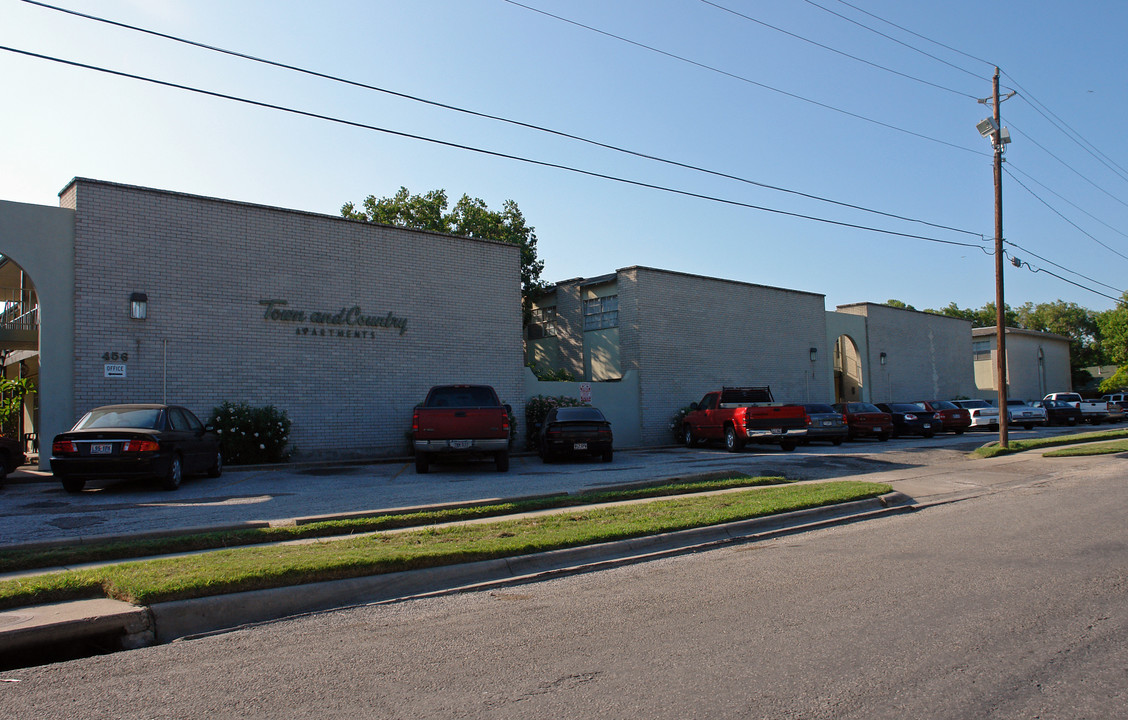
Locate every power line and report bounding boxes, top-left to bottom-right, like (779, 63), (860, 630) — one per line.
(1003, 165), (1128, 265)
(1004, 250), (1124, 304)
(16, 0), (982, 239)
(501, 0), (985, 157)
(0, 44), (989, 251)
(1006, 163), (1128, 245)
(697, 0), (978, 98)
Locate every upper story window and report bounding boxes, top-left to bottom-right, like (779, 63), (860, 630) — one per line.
(527, 306), (557, 339)
(584, 295), (619, 331)
(972, 340), (991, 360)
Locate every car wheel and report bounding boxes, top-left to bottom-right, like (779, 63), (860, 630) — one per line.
(161, 455), (183, 491)
(724, 426), (744, 452)
(779, 440), (797, 452)
(61, 477), (85, 493)
(683, 425), (697, 448)
(495, 450), (509, 472)
(207, 450), (223, 478)
(415, 452), (429, 474)
(602, 449), (613, 463)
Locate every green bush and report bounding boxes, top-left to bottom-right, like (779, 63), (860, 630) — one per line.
(668, 405), (694, 443)
(0, 377), (35, 438)
(527, 362), (576, 382)
(208, 402), (292, 465)
(525, 394), (587, 448)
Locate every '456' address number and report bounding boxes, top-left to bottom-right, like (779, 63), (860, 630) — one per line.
(102, 352), (130, 362)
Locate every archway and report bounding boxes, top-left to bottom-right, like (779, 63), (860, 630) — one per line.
(0, 257), (39, 462)
(0, 199), (75, 471)
(834, 334), (864, 403)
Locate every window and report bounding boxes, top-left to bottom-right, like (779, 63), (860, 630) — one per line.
(973, 340), (991, 360)
(583, 295), (619, 331)
(528, 306), (557, 339)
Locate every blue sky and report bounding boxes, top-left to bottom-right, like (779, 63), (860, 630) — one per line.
(3, 0), (1126, 312)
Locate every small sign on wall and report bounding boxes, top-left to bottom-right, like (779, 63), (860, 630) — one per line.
(104, 364), (127, 378)
(580, 383), (592, 403)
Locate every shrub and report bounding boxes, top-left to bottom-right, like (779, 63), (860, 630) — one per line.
(0, 377), (35, 437)
(208, 402), (292, 465)
(525, 394), (587, 448)
(526, 362), (576, 382)
(668, 405), (695, 443)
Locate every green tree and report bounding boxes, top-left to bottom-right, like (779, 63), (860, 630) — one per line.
(1017, 300), (1106, 369)
(883, 299), (916, 311)
(1096, 293), (1128, 366)
(343, 187), (547, 318)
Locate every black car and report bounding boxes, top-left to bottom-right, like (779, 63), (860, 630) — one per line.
(51, 404), (222, 492)
(0, 435), (27, 482)
(875, 403), (937, 438)
(538, 406), (613, 463)
(800, 403), (848, 445)
(1032, 400), (1081, 426)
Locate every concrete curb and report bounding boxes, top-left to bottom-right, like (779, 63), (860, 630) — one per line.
(0, 491), (913, 666)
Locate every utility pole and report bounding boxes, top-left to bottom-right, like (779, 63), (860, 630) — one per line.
(992, 68), (1009, 448)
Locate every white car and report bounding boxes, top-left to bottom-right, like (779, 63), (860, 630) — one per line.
(950, 399), (1000, 429)
(1005, 400), (1048, 429)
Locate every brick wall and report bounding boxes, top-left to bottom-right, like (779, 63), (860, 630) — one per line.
(624, 267), (829, 445)
(64, 179), (523, 460)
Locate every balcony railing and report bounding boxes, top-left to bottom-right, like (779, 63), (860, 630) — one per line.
(0, 287), (38, 332)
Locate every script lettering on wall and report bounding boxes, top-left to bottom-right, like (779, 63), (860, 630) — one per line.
(260, 299), (409, 338)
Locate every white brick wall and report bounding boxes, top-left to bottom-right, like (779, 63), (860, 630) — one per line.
(65, 179), (523, 459)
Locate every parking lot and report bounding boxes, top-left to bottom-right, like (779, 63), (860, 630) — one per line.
(0, 425), (1098, 547)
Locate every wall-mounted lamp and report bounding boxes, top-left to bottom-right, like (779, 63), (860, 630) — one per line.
(879, 351), (887, 366)
(809, 347), (818, 363)
(130, 292), (148, 320)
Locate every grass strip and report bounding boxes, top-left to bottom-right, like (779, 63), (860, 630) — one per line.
(973, 428), (1128, 458)
(0, 475), (789, 574)
(1043, 439), (1128, 457)
(0, 480), (889, 610)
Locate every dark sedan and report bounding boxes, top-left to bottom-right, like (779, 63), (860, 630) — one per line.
(538, 406), (613, 463)
(1032, 400), (1081, 426)
(913, 400), (971, 434)
(800, 403), (848, 445)
(832, 402), (894, 441)
(0, 436), (27, 482)
(876, 403), (937, 438)
(51, 404), (222, 492)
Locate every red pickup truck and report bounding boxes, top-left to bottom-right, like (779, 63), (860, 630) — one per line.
(682, 387), (807, 452)
(412, 385), (511, 474)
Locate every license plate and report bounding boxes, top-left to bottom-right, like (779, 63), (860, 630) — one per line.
(923, 424), (931, 429)
(91, 443), (113, 454)
(573, 442), (588, 451)
(770, 428), (783, 435)
(821, 420), (833, 426)
(449, 440), (472, 450)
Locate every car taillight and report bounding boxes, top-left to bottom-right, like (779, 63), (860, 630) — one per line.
(546, 426), (562, 438)
(806, 415), (814, 426)
(904, 414), (917, 421)
(411, 410), (419, 433)
(53, 440), (77, 454)
(124, 439), (160, 453)
(842, 414), (848, 424)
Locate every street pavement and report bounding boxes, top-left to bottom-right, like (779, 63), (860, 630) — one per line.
(0, 426), (1121, 668)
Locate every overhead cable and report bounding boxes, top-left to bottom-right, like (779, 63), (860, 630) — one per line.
(0, 45), (989, 251)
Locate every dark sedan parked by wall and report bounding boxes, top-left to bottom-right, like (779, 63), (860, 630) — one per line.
(913, 400), (971, 434)
(0, 436), (27, 482)
(1032, 400), (1081, 426)
(832, 402), (894, 441)
(538, 406), (613, 463)
(51, 404), (222, 492)
(800, 404), (848, 445)
(876, 403), (937, 438)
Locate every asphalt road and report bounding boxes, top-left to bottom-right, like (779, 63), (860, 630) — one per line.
(2, 450), (1124, 718)
(0, 425), (1100, 547)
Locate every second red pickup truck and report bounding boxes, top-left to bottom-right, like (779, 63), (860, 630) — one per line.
(682, 386), (807, 452)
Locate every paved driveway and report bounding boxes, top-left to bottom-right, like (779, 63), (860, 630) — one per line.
(0, 425), (1094, 547)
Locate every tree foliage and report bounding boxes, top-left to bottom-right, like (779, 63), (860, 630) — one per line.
(342, 187), (548, 317)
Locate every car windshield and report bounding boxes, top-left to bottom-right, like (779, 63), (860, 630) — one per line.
(927, 401), (957, 410)
(957, 399), (991, 408)
(553, 407), (606, 422)
(1007, 400), (1030, 406)
(803, 404), (836, 414)
(848, 403), (881, 413)
(75, 407), (162, 430)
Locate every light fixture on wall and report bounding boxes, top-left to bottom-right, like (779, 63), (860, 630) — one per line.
(130, 292), (148, 320)
(809, 347), (818, 363)
(879, 352), (887, 366)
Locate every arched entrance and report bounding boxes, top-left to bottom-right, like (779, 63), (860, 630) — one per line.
(834, 334), (864, 403)
(0, 258), (39, 463)
(0, 199), (75, 471)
